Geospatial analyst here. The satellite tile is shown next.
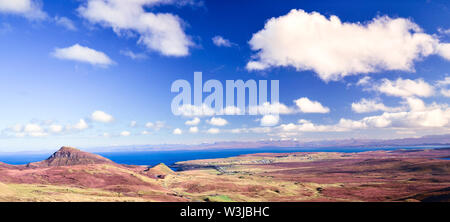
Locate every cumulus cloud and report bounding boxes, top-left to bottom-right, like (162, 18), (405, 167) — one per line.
(120, 131), (131, 136)
(352, 98), (403, 113)
(141, 130), (151, 135)
(71, 119), (89, 130)
(222, 106), (243, 115)
(276, 98), (450, 135)
(189, 126), (199, 133)
(78, 0), (193, 56)
(375, 78), (435, 98)
(0, 0), (47, 20)
(207, 117), (228, 126)
(212, 35), (234, 47)
(54, 16), (77, 31)
(260, 114), (280, 126)
(3, 120), (90, 138)
(437, 77), (450, 97)
(23, 123), (47, 137)
(52, 44), (114, 66)
(437, 43), (450, 60)
(185, 117), (200, 126)
(246, 9), (450, 81)
(173, 128), (182, 135)
(294, 97), (330, 113)
(145, 121), (165, 130)
(130, 121), (137, 127)
(207, 128), (220, 134)
(91, 110), (114, 123)
(48, 124), (63, 133)
(3, 123), (45, 137)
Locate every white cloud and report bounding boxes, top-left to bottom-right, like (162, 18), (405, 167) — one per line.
(277, 98), (450, 134)
(207, 117), (228, 126)
(437, 43), (450, 60)
(177, 103), (294, 117)
(173, 128), (182, 135)
(403, 97), (426, 111)
(352, 98), (403, 113)
(437, 77), (450, 97)
(52, 44), (114, 66)
(356, 76), (372, 86)
(260, 114), (280, 126)
(207, 128), (220, 134)
(212, 35), (234, 47)
(48, 124), (63, 133)
(438, 28), (450, 35)
(375, 78), (435, 98)
(176, 104), (216, 117)
(222, 106), (243, 115)
(130, 121), (137, 127)
(441, 89), (450, 97)
(185, 117), (200, 126)
(294, 97), (330, 113)
(249, 102), (295, 115)
(120, 131), (131, 136)
(71, 119), (89, 130)
(91, 110), (114, 123)
(145, 121), (165, 130)
(4, 123), (45, 137)
(246, 9), (450, 81)
(141, 130), (151, 135)
(175, 104), (246, 117)
(437, 77), (450, 86)
(78, 0), (193, 56)
(189, 126), (199, 133)
(120, 49), (147, 60)
(11, 124), (23, 132)
(54, 16), (77, 31)
(23, 123), (47, 137)
(0, 0), (47, 20)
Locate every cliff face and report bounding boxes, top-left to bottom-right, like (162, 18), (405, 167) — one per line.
(27, 146), (113, 167)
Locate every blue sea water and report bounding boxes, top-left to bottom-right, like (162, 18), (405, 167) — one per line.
(0, 146), (447, 167)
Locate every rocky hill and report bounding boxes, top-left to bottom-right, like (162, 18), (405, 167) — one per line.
(27, 146), (114, 167)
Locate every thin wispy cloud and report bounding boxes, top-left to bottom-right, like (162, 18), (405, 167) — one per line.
(120, 49), (147, 60)
(212, 35), (235, 47)
(54, 16), (77, 31)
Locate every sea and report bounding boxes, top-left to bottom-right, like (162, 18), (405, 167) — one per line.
(0, 146), (448, 168)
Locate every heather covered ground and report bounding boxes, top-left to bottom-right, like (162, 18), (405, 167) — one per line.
(0, 147), (449, 202)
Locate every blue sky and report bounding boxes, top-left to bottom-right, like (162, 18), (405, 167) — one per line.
(0, 0), (449, 152)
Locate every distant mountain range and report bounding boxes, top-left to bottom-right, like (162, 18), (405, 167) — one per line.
(86, 134), (450, 153)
